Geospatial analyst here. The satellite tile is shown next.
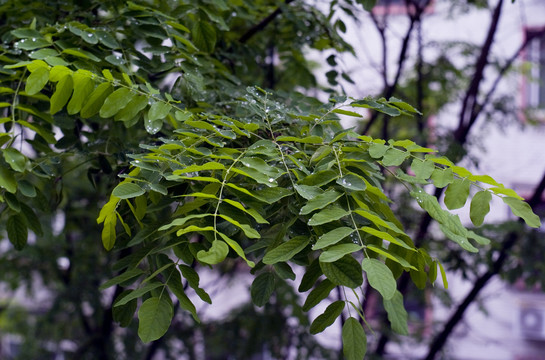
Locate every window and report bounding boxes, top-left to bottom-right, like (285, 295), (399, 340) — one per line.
(524, 29), (545, 109)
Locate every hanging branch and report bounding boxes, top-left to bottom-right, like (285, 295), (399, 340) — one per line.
(424, 169), (545, 360)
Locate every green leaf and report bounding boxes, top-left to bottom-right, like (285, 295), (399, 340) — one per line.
(138, 297), (173, 343)
(299, 259), (323, 292)
(67, 72), (94, 115)
(411, 158), (435, 179)
(192, 21), (216, 53)
(310, 145), (332, 163)
(80, 82), (113, 118)
(303, 279), (336, 311)
(438, 261), (449, 289)
(490, 186), (524, 200)
(197, 240), (229, 265)
(250, 272), (275, 307)
(7, 214), (28, 250)
(113, 182), (145, 199)
(175, 161), (226, 174)
(144, 115), (163, 134)
(503, 196), (541, 228)
(50, 74), (73, 114)
(102, 213), (117, 251)
(300, 190), (342, 215)
(361, 258), (396, 300)
(217, 232), (256, 267)
(223, 198), (268, 224)
(308, 206), (350, 226)
(166, 269), (199, 322)
(276, 135), (323, 144)
(320, 255), (363, 288)
(366, 245), (416, 270)
(25, 66), (49, 95)
(389, 96), (421, 114)
(431, 168), (454, 188)
(251, 187), (293, 204)
(383, 290), (409, 335)
(439, 223), (478, 253)
(336, 173), (367, 191)
(294, 184), (324, 200)
(332, 108), (362, 117)
(361, 226), (413, 250)
(159, 214), (210, 231)
(240, 157), (282, 178)
(368, 142), (388, 158)
(310, 300), (345, 334)
(62, 48), (100, 62)
(444, 178), (471, 210)
(342, 317), (367, 360)
(49, 65), (72, 82)
(99, 268), (144, 290)
(5, 193), (21, 212)
(313, 227), (355, 250)
(0, 167), (17, 193)
(100, 88), (135, 118)
(113, 291), (137, 327)
(470, 190), (492, 226)
(20, 202), (43, 236)
(273, 262), (296, 280)
(351, 98), (400, 116)
(381, 148), (409, 166)
(148, 101), (172, 121)
(106, 274), (156, 302)
(263, 236), (309, 264)
(179, 265), (212, 304)
(218, 214), (260, 239)
(319, 243), (362, 263)
(17, 180), (36, 197)
(96, 30), (120, 48)
(115, 95), (148, 122)
(3, 148), (27, 172)
(16, 37), (50, 50)
(301, 170), (338, 187)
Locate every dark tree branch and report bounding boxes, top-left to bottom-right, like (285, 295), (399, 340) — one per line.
(479, 28), (545, 119)
(239, 0), (295, 43)
(361, 0), (430, 135)
(454, 0), (504, 145)
(424, 170), (545, 360)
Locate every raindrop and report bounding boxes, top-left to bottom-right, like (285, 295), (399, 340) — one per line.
(268, 178), (274, 183)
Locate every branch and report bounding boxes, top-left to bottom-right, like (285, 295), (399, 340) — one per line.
(361, 0), (431, 135)
(239, 0), (295, 43)
(478, 28), (545, 123)
(454, 0), (504, 145)
(424, 169), (545, 360)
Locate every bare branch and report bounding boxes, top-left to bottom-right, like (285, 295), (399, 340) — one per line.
(454, 0), (504, 145)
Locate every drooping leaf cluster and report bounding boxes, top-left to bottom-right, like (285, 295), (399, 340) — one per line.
(0, 0), (541, 358)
